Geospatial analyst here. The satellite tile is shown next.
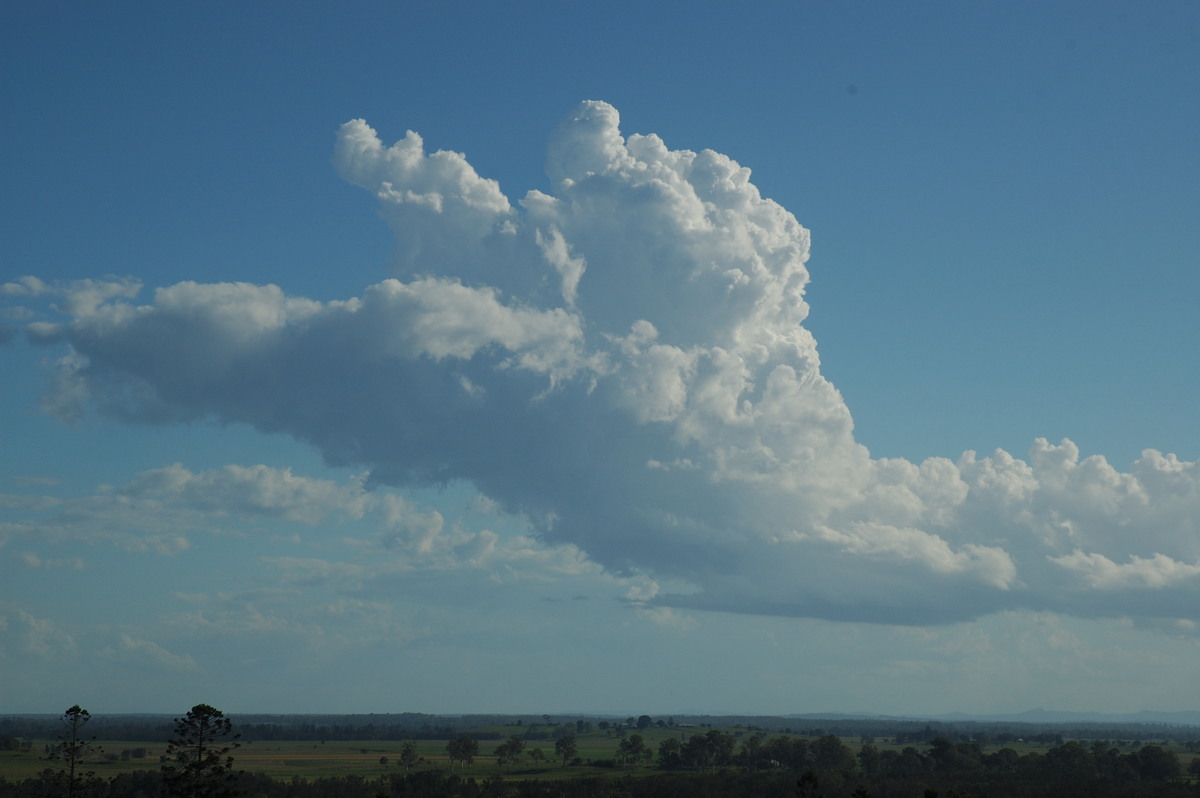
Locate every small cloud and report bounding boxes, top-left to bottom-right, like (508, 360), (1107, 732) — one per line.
(16, 551), (84, 570)
(105, 634), (198, 672)
(0, 602), (76, 658)
(1, 276), (49, 297)
(635, 605), (697, 631)
(0, 493), (62, 511)
(26, 321), (65, 344)
(1051, 550), (1200, 589)
(13, 475), (61, 488)
(625, 580), (660, 603)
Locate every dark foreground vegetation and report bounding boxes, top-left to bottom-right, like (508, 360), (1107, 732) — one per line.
(4, 762), (1199, 798)
(3, 706), (1198, 797)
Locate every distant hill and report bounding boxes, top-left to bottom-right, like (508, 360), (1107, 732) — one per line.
(779, 708), (1200, 726)
(918, 709), (1200, 726)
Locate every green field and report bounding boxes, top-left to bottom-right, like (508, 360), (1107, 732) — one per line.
(4, 728), (1197, 786)
(2, 728), (702, 782)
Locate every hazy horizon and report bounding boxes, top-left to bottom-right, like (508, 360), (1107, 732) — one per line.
(8, 707), (1200, 727)
(2, 1), (1198, 717)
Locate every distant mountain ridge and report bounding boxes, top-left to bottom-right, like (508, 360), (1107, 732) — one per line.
(931, 708), (1200, 726)
(788, 708), (1200, 726)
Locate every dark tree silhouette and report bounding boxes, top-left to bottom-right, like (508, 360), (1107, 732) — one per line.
(554, 733), (577, 766)
(445, 734), (478, 768)
(398, 740), (419, 771)
(657, 737), (683, 769)
(48, 705), (101, 797)
(162, 703), (242, 797)
(617, 734), (649, 767)
(493, 735), (525, 769)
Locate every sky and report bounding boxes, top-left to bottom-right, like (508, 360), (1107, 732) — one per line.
(1, 1), (1198, 718)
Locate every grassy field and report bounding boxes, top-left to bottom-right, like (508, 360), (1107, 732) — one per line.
(3, 729), (1196, 784)
(0, 741), (170, 782)
(0, 729), (678, 782)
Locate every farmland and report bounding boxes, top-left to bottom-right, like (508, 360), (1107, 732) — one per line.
(3, 712), (1199, 797)
(3, 725), (687, 782)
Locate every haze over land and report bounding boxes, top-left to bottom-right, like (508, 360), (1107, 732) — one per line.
(1, 2), (1198, 717)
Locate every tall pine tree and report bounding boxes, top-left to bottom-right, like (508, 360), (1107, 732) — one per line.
(49, 705), (101, 797)
(162, 704), (242, 798)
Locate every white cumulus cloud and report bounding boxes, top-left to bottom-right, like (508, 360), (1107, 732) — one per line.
(12, 101), (1200, 629)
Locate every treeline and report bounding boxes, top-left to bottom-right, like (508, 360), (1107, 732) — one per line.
(238, 713), (490, 741)
(0, 717), (479, 744)
(237, 721), (479, 742)
(0, 718), (176, 744)
(618, 714), (1200, 744)
(0, 735), (29, 753)
(655, 730), (1194, 784)
(2, 762), (1197, 798)
(881, 721), (1200, 747)
(7, 712), (1200, 745)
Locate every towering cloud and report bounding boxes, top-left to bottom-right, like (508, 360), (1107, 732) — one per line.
(16, 102), (1200, 628)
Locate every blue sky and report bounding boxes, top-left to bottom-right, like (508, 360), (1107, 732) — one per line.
(2, 1), (1198, 717)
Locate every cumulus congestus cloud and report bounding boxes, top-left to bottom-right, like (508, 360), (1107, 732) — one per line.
(20, 101), (1200, 627)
